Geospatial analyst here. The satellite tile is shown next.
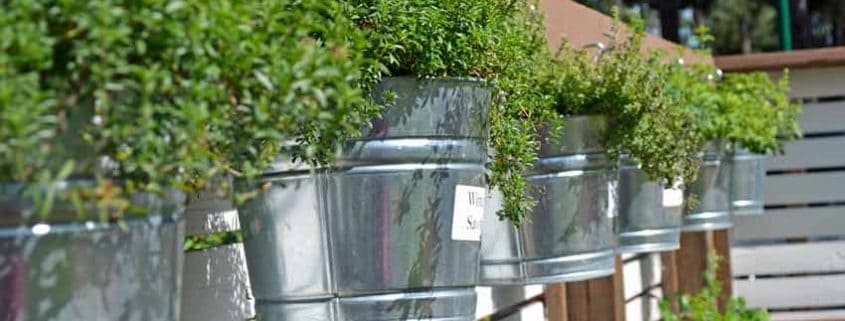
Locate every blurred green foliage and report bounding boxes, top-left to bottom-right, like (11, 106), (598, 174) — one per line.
(661, 252), (770, 321)
(1, 0), (377, 218)
(664, 63), (800, 155)
(184, 231), (243, 252)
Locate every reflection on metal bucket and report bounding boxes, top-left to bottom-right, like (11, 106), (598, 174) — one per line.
(480, 116), (617, 285)
(731, 149), (767, 216)
(682, 141), (733, 231)
(238, 77), (489, 321)
(616, 157), (680, 254)
(0, 184), (185, 321)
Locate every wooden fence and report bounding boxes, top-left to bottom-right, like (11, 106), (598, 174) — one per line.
(718, 50), (845, 321)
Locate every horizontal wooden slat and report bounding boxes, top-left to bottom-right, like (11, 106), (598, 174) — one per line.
(182, 244), (255, 321)
(796, 101), (845, 134)
(733, 240), (845, 276)
(770, 67), (845, 99)
(766, 172), (845, 205)
(715, 47), (845, 73)
(769, 136), (845, 170)
(624, 254), (661, 301)
(733, 206), (845, 241)
(735, 274), (845, 309)
(770, 309), (845, 321)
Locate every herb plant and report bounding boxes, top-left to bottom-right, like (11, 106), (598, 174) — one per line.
(1, 0), (376, 218)
(345, 0), (558, 224)
(540, 11), (701, 185)
(664, 27), (801, 156)
(660, 253), (770, 321)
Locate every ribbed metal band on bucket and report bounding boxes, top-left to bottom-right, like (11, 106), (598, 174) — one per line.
(0, 183), (185, 321)
(254, 287), (477, 321)
(480, 115), (617, 286)
(615, 157), (680, 254)
(731, 149), (767, 216)
(237, 77), (490, 321)
(682, 141), (733, 231)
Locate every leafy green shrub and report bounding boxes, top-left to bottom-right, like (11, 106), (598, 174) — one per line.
(0, 0), (375, 218)
(720, 72), (801, 154)
(539, 12), (701, 185)
(664, 27), (801, 155)
(345, 0), (558, 224)
(660, 253), (770, 321)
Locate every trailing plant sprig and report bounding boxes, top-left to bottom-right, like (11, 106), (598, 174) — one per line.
(346, 0), (558, 224)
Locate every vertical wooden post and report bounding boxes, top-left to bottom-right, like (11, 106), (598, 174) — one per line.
(612, 256), (626, 321)
(712, 230), (733, 311)
(677, 231), (709, 294)
(661, 230), (733, 312)
(545, 284), (569, 321)
(566, 281), (590, 321)
(544, 256), (626, 321)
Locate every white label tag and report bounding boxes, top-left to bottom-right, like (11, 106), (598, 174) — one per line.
(663, 188), (684, 207)
(451, 185), (486, 241)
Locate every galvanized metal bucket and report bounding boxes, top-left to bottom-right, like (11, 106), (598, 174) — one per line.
(479, 115), (617, 285)
(731, 148), (767, 216)
(0, 182), (185, 321)
(238, 77), (490, 321)
(616, 157), (680, 254)
(682, 141), (733, 231)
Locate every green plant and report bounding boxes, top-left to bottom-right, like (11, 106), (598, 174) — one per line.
(664, 27), (801, 156)
(345, 0), (558, 224)
(540, 10), (701, 185)
(1, 0), (376, 218)
(720, 72), (801, 154)
(660, 253), (770, 321)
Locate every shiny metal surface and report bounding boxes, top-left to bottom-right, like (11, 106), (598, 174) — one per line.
(616, 157), (679, 254)
(0, 183), (185, 321)
(731, 149), (767, 216)
(682, 141), (733, 231)
(480, 116), (617, 285)
(238, 77), (489, 321)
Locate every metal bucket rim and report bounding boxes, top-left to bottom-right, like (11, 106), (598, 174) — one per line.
(381, 75), (490, 86)
(0, 213), (182, 237)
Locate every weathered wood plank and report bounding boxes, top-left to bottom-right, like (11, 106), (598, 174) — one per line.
(660, 250), (680, 314)
(766, 172), (845, 205)
(732, 240), (845, 276)
(182, 244), (255, 321)
(769, 136), (845, 170)
(735, 274), (845, 309)
(566, 281), (590, 321)
(545, 284), (568, 321)
(676, 232), (709, 295)
(713, 230), (732, 311)
(733, 206), (845, 241)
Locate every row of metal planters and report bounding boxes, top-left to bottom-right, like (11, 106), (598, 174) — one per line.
(0, 78), (765, 320)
